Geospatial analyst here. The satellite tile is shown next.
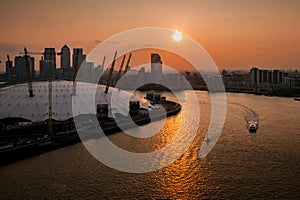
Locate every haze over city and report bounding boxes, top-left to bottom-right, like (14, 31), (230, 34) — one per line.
(0, 0), (300, 72)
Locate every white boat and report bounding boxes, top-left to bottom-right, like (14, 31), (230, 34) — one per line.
(248, 121), (258, 133)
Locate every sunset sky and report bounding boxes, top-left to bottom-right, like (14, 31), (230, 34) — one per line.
(0, 0), (299, 72)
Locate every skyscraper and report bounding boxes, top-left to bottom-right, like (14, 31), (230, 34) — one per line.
(43, 48), (56, 78)
(151, 53), (163, 81)
(39, 57), (44, 79)
(14, 56), (34, 83)
(61, 45), (70, 69)
(5, 58), (13, 83)
(72, 48), (86, 69)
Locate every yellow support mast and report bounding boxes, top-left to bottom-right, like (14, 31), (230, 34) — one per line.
(105, 51), (117, 94)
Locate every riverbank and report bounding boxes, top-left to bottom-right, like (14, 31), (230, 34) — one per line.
(191, 85), (300, 98)
(0, 101), (181, 165)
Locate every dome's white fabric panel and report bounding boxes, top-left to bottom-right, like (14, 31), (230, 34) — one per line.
(0, 81), (149, 122)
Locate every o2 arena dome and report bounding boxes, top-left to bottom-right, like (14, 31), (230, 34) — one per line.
(0, 81), (150, 122)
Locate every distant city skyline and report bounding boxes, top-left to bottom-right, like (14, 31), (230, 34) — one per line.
(0, 0), (299, 71)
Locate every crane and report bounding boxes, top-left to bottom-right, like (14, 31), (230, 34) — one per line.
(123, 53), (132, 76)
(116, 55), (126, 81)
(23, 48), (34, 97)
(105, 51), (117, 94)
(19, 47), (62, 82)
(20, 47), (62, 136)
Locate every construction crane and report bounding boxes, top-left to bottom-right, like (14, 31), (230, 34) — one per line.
(105, 51), (117, 94)
(19, 47), (62, 82)
(22, 48), (34, 97)
(123, 53), (132, 76)
(20, 47), (62, 137)
(116, 55), (126, 81)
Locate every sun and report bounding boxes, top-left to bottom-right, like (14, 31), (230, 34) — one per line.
(172, 30), (183, 42)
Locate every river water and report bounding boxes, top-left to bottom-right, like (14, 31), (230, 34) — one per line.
(0, 91), (299, 199)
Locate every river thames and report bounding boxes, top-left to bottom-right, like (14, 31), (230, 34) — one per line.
(0, 91), (299, 199)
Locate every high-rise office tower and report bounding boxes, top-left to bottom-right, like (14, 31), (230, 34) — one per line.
(14, 56), (34, 83)
(72, 48), (86, 69)
(6, 58), (13, 83)
(39, 57), (44, 79)
(43, 48), (56, 78)
(61, 45), (70, 69)
(151, 53), (163, 81)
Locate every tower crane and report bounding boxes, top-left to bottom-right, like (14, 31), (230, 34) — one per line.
(20, 47), (62, 137)
(23, 48), (34, 97)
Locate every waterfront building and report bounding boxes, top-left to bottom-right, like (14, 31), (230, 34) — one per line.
(262, 70), (269, 83)
(250, 67), (287, 86)
(284, 77), (296, 87)
(250, 67), (259, 84)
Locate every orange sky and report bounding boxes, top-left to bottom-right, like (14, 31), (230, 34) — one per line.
(0, 0), (300, 72)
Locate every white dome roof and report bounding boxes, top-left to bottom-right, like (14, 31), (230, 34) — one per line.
(0, 81), (148, 122)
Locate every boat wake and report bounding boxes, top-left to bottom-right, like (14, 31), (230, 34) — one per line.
(229, 103), (259, 130)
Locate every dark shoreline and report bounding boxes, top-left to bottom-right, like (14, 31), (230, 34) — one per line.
(135, 84), (300, 98)
(158, 87), (300, 98)
(0, 101), (181, 166)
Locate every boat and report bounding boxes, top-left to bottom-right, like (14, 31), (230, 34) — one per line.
(248, 121), (258, 133)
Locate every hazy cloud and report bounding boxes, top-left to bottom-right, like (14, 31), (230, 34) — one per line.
(0, 42), (23, 53)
